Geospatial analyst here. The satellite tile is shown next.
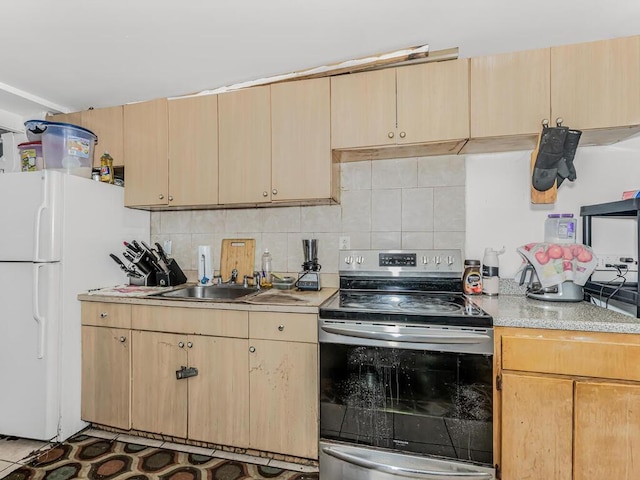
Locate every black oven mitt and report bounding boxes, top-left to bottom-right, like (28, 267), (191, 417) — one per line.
(532, 126), (568, 192)
(556, 129), (582, 187)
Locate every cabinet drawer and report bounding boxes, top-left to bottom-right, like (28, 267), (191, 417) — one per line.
(82, 302), (131, 328)
(502, 335), (640, 381)
(249, 312), (317, 343)
(132, 305), (248, 338)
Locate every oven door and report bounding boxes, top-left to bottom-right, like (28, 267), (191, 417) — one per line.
(319, 319), (494, 478)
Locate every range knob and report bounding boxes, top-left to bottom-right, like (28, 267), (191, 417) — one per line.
(422, 256), (428, 265)
(345, 256), (354, 265)
(447, 255), (455, 266)
(356, 256), (364, 265)
(434, 256), (442, 265)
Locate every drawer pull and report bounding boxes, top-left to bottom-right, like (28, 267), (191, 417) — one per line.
(119, 336), (126, 343)
(278, 324), (285, 331)
(178, 341), (185, 348)
(187, 342), (193, 348)
(100, 312), (108, 318)
(249, 346), (256, 353)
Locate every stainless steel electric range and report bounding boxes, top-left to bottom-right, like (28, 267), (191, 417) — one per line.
(319, 249), (495, 480)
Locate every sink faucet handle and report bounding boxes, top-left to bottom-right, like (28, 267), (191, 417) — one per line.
(253, 271), (262, 289)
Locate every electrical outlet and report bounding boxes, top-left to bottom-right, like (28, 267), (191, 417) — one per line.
(595, 254), (638, 271)
(163, 240), (172, 255)
(339, 236), (351, 250)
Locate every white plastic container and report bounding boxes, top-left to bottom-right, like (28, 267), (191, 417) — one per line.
(544, 214), (576, 244)
(17, 141), (44, 172)
(24, 120), (97, 178)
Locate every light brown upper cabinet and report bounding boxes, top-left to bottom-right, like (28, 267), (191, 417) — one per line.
(81, 106), (125, 168)
(168, 95), (219, 206)
(46, 112), (82, 125)
(218, 86), (271, 205)
(551, 35), (640, 134)
(468, 48), (551, 149)
(331, 60), (470, 151)
(271, 77), (336, 202)
(465, 35), (640, 153)
(123, 98), (169, 207)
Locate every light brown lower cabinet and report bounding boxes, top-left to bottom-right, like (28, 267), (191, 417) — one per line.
(81, 302), (318, 459)
(81, 302), (132, 430)
(131, 330), (249, 446)
(496, 327), (640, 480)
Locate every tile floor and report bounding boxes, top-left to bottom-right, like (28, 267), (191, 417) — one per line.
(0, 428), (318, 479)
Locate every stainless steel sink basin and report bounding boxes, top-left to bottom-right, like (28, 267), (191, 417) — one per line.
(154, 284), (260, 301)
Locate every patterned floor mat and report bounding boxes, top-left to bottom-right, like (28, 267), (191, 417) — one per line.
(3, 434), (318, 480)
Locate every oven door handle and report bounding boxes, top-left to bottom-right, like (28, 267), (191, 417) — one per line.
(322, 446), (493, 479)
(320, 325), (491, 344)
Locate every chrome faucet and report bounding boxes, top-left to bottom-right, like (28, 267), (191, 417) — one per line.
(242, 271), (262, 289)
(229, 269), (239, 284)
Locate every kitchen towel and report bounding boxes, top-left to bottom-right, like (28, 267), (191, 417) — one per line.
(515, 243), (598, 289)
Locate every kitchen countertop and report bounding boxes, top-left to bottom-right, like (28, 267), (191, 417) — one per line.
(78, 284), (337, 314)
(474, 293), (640, 334)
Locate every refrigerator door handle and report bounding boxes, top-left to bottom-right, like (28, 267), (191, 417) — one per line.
(32, 264), (45, 359)
(33, 203), (48, 262)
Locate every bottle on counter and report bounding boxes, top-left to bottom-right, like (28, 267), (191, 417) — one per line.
(463, 259), (483, 295)
(100, 151), (114, 184)
(261, 249), (273, 287)
(482, 247), (504, 296)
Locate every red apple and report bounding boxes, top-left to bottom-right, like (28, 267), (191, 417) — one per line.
(535, 250), (550, 265)
(577, 250), (593, 263)
(562, 246), (574, 260)
(547, 244), (563, 259)
(571, 245), (584, 256)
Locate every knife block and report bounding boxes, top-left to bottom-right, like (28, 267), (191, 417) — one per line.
(156, 258), (188, 287)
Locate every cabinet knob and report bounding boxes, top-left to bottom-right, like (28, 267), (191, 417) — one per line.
(100, 312), (108, 318)
(388, 132), (394, 139)
(399, 131), (406, 138)
(249, 346), (256, 353)
(178, 341), (185, 348)
(278, 324), (285, 331)
(542, 119), (549, 128)
(262, 191), (268, 197)
(187, 342), (193, 348)
(159, 194), (164, 200)
(168, 196), (174, 202)
(119, 336), (126, 343)
(272, 189), (278, 195)
(556, 117), (564, 127)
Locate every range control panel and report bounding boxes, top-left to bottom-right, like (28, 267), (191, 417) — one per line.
(340, 249), (463, 275)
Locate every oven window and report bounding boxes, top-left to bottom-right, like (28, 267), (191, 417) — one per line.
(320, 344), (493, 465)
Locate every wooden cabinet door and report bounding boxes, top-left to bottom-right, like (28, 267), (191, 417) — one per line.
(81, 326), (131, 429)
(331, 68), (396, 148)
(187, 335), (249, 446)
(470, 48), (551, 138)
(131, 330), (187, 437)
(500, 372), (573, 480)
(218, 86), (271, 204)
(397, 59), (469, 143)
(551, 35), (640, 130)
(249, 339), (318, 459)
(124, 98), (169, 207)
(168, 95), (219, 206)
(574, 381), (640, 480)
(81, 106), (124, 167)
(46, 112), (83, 125)
(271, 78), (331, 201)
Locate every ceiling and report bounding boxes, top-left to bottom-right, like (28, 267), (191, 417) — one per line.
(1, 0), (639, 129)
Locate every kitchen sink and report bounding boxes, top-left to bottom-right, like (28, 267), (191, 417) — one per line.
(153, 284), (260, 301)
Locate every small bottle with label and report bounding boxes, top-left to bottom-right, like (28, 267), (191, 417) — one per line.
(463, 260), (483, 295)
(100, 152), (114, 184)
(482, 247), (504, 296)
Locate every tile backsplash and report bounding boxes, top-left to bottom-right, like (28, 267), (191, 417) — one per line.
(151, 155), (466, 275)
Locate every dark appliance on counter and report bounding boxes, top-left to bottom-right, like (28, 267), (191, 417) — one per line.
(581, 198), (640, 317)
(318, 249), (495, 480)
(297, 238), (321, 291)
(110, 240), (187, 287)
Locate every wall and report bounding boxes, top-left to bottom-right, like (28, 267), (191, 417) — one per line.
(151, 155), (466, 277)
(466, 134), (640, 278)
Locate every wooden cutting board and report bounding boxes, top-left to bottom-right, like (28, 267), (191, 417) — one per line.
(220, 238), (256, 282)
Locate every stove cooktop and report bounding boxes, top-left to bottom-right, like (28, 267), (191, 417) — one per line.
(319, 290), (493, 328)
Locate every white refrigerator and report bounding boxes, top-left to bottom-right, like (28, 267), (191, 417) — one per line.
(0, 170), (150, 441)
